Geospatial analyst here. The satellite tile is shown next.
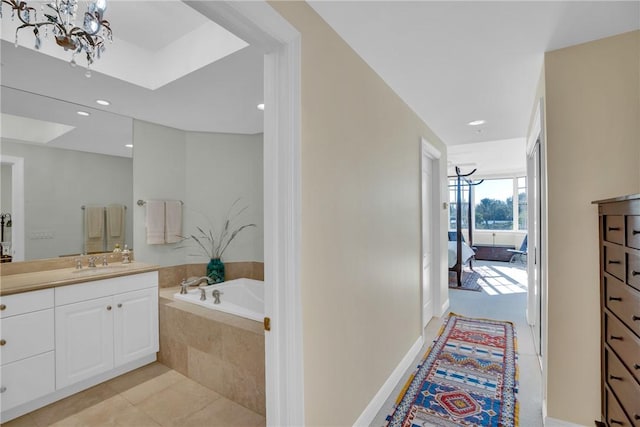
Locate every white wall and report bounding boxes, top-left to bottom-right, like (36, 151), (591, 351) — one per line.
(133, 120), (263, 267)
(184, 131), (263, 263)
(1, 140), (133, 260)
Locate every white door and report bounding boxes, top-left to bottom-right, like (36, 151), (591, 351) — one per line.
(114, 287), (158, 366)
(55, 296), (114, 388)
(422, 154), (434, 327)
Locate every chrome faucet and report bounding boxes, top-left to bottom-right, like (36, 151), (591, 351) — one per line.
(75, 258), (83, 270)
(180, 276), (214, 294)
(87, 256), (97, 268)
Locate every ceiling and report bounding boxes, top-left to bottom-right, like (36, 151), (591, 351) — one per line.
(309, 1), (640, 147)
(1, 1), (638, 168)
(1, 1), (264, 158)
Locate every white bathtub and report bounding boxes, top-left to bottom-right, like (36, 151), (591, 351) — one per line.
(174, 278), (264, 322)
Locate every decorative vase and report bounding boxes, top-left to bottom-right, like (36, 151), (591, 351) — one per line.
(206, 258), (225, 283)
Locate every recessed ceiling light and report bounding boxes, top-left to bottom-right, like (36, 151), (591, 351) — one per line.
(77, 111), (90, 117)
(468, 119), (486, 126)
(125, 144), (133, 148)
(96, 99), (110, 106)
(257, 103), (265, 111)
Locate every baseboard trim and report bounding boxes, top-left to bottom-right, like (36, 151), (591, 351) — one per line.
(441, 298), (450, 316)
(353, 335), (424, 426)
(544, 416), (589, 427)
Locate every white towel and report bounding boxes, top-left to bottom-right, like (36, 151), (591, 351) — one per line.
(165, 200), (182, 244)
(106, 204), (125, 251)
(145, 200), (165, 245)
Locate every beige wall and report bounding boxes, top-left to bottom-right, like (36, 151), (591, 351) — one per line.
(270, 2), (448, 425)
(544, 30), (640, 424)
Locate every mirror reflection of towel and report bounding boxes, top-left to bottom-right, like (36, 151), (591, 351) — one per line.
(107, 204), (125, 251)
(85, 206), (105, 253)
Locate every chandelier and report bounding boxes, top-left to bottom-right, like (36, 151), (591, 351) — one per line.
(1, 0), (112, 76)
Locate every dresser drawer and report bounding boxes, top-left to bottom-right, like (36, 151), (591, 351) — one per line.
(0, 289), (54, 319)
(0, 351), (55, 412)
(606, 245), (626, 281)
(605, 215), (625, 245)
(606, 387), (633, 427)
(606, 348), (640, 424)
(0, 309), (54, 365)
(627, 216), (640, 250)
(605, 312), (640, 384)
(605, 275), (640, 337)
(627, 252), (640, 292)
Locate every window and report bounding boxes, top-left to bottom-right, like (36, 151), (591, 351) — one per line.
(475, 178), (513, 230)
(448, 179), (469, 230)
(448, 176), (527, 232)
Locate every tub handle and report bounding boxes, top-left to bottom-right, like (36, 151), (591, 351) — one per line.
(199, 288), (207, 301)
(212, 289), (222, 304)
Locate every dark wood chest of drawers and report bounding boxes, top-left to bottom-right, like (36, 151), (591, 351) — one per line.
(595, 194), (640, 427)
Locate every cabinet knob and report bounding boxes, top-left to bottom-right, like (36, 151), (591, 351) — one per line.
(610, 419), (624, 425)
(633, 316), (640, 322)
(633, 271), (640, 277)
(608, 260), (621, 265)
(610, 335), (624, 341)
(0, 386), (5, 393)
(106, 305), (112, 311)
(634, 364), (640, 370)
(0, 304), (5, 311)
(0, 339), (5, 346)
(609, 375), (623, 381)
(117, 303), (122, 308)
(633, 230), (640, 236)
(609, 296), (622, 302)
(635, 415), (640, 421)
(608, 227), (621, 231)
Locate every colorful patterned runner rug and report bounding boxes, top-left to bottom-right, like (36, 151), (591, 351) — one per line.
(385, 313), (518, 427)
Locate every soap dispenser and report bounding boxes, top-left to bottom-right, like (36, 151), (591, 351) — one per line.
(122, 244), (131, 264)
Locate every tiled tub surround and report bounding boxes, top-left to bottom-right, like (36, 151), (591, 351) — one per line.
(158, 286), (265, 416)
(157, 262), (264, 288)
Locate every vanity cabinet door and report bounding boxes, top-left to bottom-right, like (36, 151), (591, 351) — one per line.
(114, 287), (158, 366)
(55, 296), (114, 389)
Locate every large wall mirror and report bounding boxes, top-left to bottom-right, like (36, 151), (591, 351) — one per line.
(1, 3), (266, 266)
(1, 86), (134, 261)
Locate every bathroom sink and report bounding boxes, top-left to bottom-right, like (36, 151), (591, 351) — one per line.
(71, 265), (132, 275)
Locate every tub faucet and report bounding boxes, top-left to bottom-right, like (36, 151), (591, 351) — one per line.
(180, 276), (213, 294)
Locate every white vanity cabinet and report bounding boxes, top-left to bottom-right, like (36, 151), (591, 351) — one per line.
(55, 272), (159, 389)
(0, 289), (55, 411)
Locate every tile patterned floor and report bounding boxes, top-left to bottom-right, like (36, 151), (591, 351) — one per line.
(2, 362), (265, 427)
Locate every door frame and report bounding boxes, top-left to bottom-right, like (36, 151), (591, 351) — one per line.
(183, 2), (302, 425)
(526, 98), (548, 404)
(0, 155), (24, 261)
(420, 137), (443, 339)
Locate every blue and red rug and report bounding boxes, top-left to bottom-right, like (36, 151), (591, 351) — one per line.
(385, 313), (518, 427)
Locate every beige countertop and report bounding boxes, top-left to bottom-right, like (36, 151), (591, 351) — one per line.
(0, 262), (160, 296)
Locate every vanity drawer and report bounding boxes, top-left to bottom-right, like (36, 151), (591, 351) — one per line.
(605, 215), (625, 245)
(627, 216), (640, 250)
(606, 388), (633, 427)
(606, 349), (640, 424)
(0, 289), (54, 319)
(0, 351), (55, 412)
(627, 252), (640, 292)
(0, 309), (54, 365)
(56, 271), (158, 306)
(605, 312), (640, 384)
(605, 275), (640, 337)
(606, 245), (626, 281)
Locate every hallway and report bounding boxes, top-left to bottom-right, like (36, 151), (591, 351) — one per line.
(373, 261), (542, 426)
